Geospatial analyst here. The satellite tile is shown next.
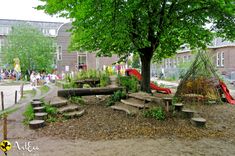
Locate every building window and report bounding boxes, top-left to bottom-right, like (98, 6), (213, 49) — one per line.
(217, 52), (220, 67)
(57, 45), (62, 60)
(221, 52), (224, 67)
(77, 54), (86, 65)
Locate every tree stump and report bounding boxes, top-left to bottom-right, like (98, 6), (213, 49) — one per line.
(35, 112), (48, 120)
(182, 109), (195, 118)
(29, 120), (45, 129)
(163, 97), (173, 112)
(32, 98), (41, 102)
(191, 117), (206, 127)
(31, 101), (43, 107)
(33, 106), (45, 113)
(174, 103), (184, 112)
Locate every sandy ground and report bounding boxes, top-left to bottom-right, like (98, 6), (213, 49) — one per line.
(1, 85), (235, 156)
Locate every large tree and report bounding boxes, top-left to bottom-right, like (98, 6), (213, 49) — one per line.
(3, 24), (56, 75)
(37, 0), (235, 92)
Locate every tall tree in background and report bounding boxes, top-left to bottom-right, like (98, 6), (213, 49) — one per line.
(3, 24), (55, 75)
(37, 0), (235, 92)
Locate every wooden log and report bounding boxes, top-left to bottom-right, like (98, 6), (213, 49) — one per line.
(174, 103), (184, 112)
(31, 101), (43, 107)
(182, 109), (195, 118)
(58, 87), (123, 97)
(163, 97), (173, 112)
(191, 117), (206, 127)
(29, 120), (45, 129)
(35, 113), (48, 120)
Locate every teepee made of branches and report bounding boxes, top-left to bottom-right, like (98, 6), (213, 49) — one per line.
(175, 50), (222, 104)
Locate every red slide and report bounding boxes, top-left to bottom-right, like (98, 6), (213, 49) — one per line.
(125, 69), (171, 94)
(219, 80), (235, 105)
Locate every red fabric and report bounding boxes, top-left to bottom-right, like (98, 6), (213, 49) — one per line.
(125, 69), (171, 94)
(219, 80), (235, 105)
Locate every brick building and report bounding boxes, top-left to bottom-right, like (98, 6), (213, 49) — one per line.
(56, 23), (119, 73)
(155, 38), (235, 80)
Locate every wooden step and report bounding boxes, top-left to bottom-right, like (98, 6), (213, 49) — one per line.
(174, 103), (184, 111)
(111, 102), (139, 115)
(35, 112), (48, 120)
(128, 94), (152, 102)
(121, 98), (149, 109)
(50, 100), (68, 108)
(29, 120), (45, 129)
(182, 109), (195, 119)
(32, 98), (41, 102)
(33, 106), (45, 113)
(31, 101), (44, 107)
(63, 109), (85, 118)
(58, 105), (80, 113)
(191, 117), (206, 127)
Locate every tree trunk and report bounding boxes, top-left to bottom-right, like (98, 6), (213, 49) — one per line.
(139, 49), (153, 93)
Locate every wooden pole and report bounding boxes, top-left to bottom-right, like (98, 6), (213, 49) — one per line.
(3, 114), (7, 140)
(15, 90), (17, 104)
(1, 91), (4, 111)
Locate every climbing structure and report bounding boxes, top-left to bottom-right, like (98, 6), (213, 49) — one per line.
(175, 50), (222, 104)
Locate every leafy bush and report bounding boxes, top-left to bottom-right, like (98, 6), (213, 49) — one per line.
(143, 107), (165, 120)
(44, 104), (58, 122)
(119, 76), (139, 93)
(100, 73), (110, 87)
(23, 104), (34, 124)
(106, 90), (126, 106)
(69, 96), (85, 105)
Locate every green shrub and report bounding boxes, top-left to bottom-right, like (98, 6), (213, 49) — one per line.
(119, 76), (139, 93)
(106, 90), (126, 106)
(143, 107), (165, 120)
(44, 104), (57, 115)
(69, 96), (85, 105)
(23, 104), (34, 124)
(100, 73), (110, 87)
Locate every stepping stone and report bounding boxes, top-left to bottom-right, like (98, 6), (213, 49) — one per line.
(35, 112), (48, 120)
(182, 109), (195, 118)
(163, 97), (173, 112)
(191, 117), (206, 127)
(31, 101), (44, 107)
(111, 102), (139, 115)
(63, 109), (85, 118)
(174, 103), (184, 111)
(121, 98), (148, 109)
(58, 105), (80, 113)
(33, 106), (45, 113)
(32, 98), (41, 102)
(50, 100), (68, 108)
(29, 120), (45, 129)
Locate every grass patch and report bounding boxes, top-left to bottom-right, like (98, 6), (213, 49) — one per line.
(44, 103), (58, 122)
(143, 107), (165, 120)
(23, 104), (34, 125)
(0, 107), (19, 117)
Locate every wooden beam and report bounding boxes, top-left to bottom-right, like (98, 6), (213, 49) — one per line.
(58, 87), (123, 97)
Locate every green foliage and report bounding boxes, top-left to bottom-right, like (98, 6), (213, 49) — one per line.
(100, 73), (110, 87)
(143, 107), (165, 120)
(76, 69), (99, 80)
(23, 104), (34, 124)
(39, 85), (50, 94)
(69, 96), (85, 105)
(106, 90), (126, 106)
(132, 54), (140, 69)
(37, 0), (235, 92)
(44, 104), (58, 122)
(119, 76), (139, 93)
(3, 24), (56, 74)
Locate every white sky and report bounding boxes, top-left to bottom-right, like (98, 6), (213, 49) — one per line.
(0, 0), (69, 22)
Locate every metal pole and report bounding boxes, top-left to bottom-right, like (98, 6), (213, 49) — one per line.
(15, 90), (17, 104)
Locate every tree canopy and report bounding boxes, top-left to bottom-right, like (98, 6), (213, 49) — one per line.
(3, 24), (56, 75)
(37, 0), (235, 92)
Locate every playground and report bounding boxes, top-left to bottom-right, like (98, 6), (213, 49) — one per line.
(1, 51), (235, 155)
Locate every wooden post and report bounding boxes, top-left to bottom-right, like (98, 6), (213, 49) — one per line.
(15, 90), (17, 104)
(20, 83), (24, 98)
(1, 91), (4, 111)
(3, 114), (7, 140)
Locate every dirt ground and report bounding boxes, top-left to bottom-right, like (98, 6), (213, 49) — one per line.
(3, 94), (235, 156)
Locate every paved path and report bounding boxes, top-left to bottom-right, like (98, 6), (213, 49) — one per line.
(0, 83), (32, 110)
